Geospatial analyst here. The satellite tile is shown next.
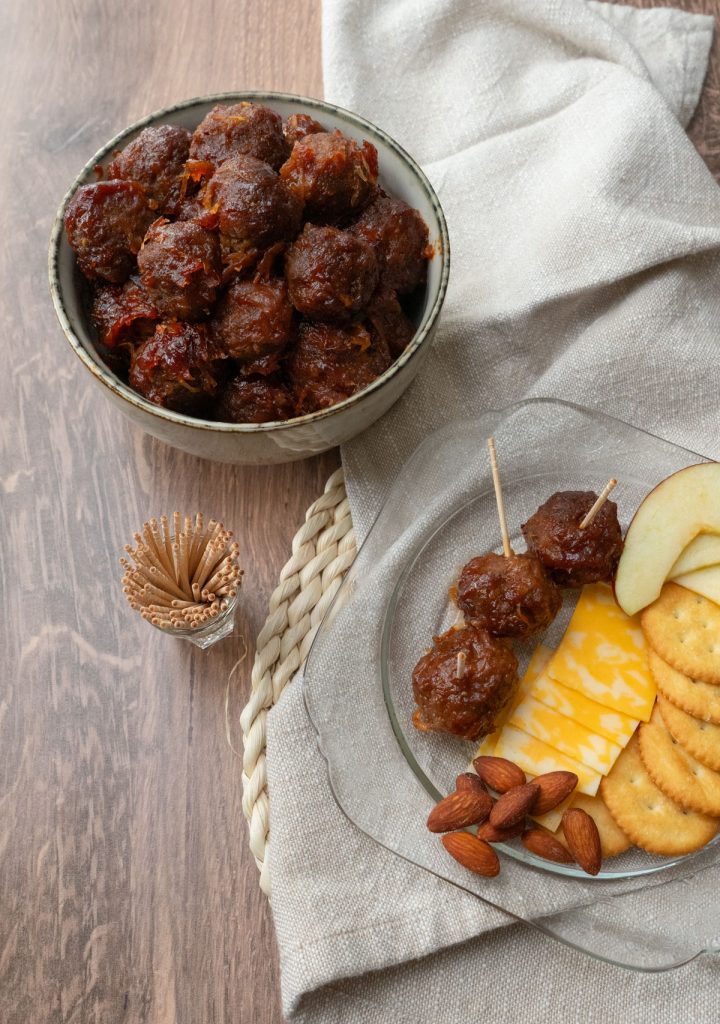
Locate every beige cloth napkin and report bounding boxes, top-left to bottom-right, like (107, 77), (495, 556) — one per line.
(266, 2), (720, 1020)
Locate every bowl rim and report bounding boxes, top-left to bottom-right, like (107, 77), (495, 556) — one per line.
(48, 90), (451, 435)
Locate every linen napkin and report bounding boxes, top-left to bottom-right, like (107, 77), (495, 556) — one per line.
(266, 2), (720, 1020)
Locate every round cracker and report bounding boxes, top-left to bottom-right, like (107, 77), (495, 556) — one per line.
(641, 583), (720, 685)
(599, 734), (718, 856)
(648, 651), (720, 725)
(555, 792), (631, 859)
(657, 695), (720, 772)
(638, 708), (720, 816)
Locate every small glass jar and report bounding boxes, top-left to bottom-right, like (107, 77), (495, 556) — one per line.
(152, 592), (238, 649)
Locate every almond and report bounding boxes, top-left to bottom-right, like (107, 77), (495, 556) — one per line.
(532, 771), (578, 815)
(426, 789), (492, 833)
(455, 772), (488, 795)
(489, 782), (539, 828)
(441, 831), (500, 877)
(476, 819), (526, 843)
(561, 808), (602, 876)
(473, 755), (526, 792)
(521, 828), (574, 864)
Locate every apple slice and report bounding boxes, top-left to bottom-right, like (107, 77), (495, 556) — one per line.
(673, 565), (720, 606)
(615, 463), (720, 616)
(669, 534), (720, 578)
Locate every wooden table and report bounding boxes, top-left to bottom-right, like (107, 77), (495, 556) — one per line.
(1, 2), (718, 1022)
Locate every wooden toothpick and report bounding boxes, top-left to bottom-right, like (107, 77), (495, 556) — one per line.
(456, 651), (467, 679)
(487, 438), (514, 558)
(579, 479), (617, 529)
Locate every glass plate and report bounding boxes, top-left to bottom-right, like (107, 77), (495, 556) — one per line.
(303, 399), (720, 971)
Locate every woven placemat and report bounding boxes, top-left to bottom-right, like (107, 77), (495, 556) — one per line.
(240, 467), (357, 894)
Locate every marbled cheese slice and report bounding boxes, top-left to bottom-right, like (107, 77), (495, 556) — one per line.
(509, 696), (622, 775)
(532, 672), (638, 745)
(473, 645), (553, 757)
(492, 725), (602, 796)
(547, 583), (655, 721)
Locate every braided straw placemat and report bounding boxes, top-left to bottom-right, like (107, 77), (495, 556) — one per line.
(240, 467), (357, 894)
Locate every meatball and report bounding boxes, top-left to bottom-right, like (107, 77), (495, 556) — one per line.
(290, 320), (391, 413)
(364, 286), (415, 359)
(64, 180), (154, 283)
(351, 193), (429, 293)
(283, 113), (325, 148)
(106, 124), (191, 216)
(189, 101), (289, 170)
(521, 491), (624, 587)
(129, 321), (225, 413)
(203, 154), (302, 255)
(211, 276), (293, 363)
(456, 552), (561, 639)
(412, 624), (518, 741)
(279, 131), (378, 224)
(215, 375), (295, 423)
(90, 276), (159, 348)
(285, 224), (378, 321)
(137, 219), (222, 320)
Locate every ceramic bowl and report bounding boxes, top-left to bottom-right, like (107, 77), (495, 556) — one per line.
(48, 92), (450, 465)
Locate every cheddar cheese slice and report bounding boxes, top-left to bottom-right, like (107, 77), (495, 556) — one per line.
(492, 725), (602, 796)
(508, 696), (622, 775)
(547, 583), (655, 721)
(474, 645), (553, 757)
(531, 672), (638, 745)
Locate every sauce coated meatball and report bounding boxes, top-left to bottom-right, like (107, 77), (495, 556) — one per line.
(351, 193), (430, 293)
(107, 125), (191, 217)
(190, 102), (289, 170)
(90, 276), (159, 348)
(412, 624), (518, 741)
(211, 276), (293, 364)
(215, 375), (294, 423)
(364, 286), (415, 359)
(64, 180), (154, 282)
(285, 224), (378, 321)
(456, 552), (561, 639)
(290, 320), (391, 413)
(283, 113), (326, 148)
(521, 491), (624, 587)
(138, 219), (222, 320)
(279, 131), (378, 224)
(129, 321), (225, 413)
(203, 154), (302, 255)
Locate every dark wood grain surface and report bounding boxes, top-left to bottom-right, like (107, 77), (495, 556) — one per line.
(1, 2), (719, 1022)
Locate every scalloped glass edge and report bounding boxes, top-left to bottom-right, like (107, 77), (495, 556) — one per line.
(302, 398), (720, 972)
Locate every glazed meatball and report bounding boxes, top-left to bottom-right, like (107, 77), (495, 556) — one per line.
(364, 286), (415, 359)
(351, 193), (430, 293)
(106, 125), (191, 216)
(279, 131), (378, 224)
(203, 154), (302, 255)
(64, 180), (154, 282)
(129, 321), (225, 413)
(456, 552), (561, 639)
(137, 219), (222, 320)
(290, 320), (391, 413)
(283, 113), (325, 148)
(412, 624), (518, 741)
(90, 276), (159, 348)
(211, 276), (293, 363)
(215, 375), (295, 423)
(285, 224), (378, 320)
(189, 102), (289, 170)
(521, 491), (624, 587)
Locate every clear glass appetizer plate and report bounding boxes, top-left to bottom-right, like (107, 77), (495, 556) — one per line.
(303, 399), (720, 972)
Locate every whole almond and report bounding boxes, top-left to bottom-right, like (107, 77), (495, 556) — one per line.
(489, 782), (539, 828)
(477, 818), (526, 843)
(522, 828), (574, 864)
(456, 772), (488, 795)
(441, 832), (500, 877)
(561, 808), (602, 876)
(473, 755), (526, 792)
(533, 771), (579, 815)
(427, 789), (492, 833)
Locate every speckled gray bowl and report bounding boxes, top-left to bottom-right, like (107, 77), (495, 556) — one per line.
(48, 92), (450, 465)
